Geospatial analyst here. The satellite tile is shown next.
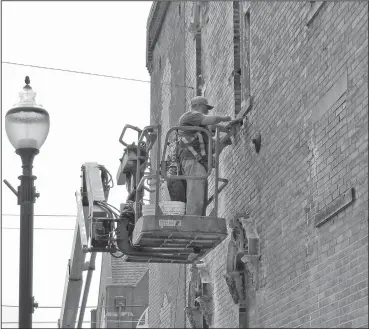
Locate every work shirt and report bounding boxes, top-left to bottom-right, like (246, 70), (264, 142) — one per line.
(177, 111), (211, 163)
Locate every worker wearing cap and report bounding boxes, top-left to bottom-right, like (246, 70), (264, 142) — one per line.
(177, 96), (233, 216)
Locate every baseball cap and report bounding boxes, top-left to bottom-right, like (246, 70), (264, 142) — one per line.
(191, 96), (214, 109)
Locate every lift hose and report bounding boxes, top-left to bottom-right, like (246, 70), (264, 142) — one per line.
(119, 203), (135, 239)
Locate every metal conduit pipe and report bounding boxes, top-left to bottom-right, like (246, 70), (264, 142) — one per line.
(90, 309), (97, 329)
(77, 252), (97, 328)
(117, 306), (122, 329)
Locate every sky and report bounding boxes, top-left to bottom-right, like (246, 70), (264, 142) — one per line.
(1, 1), (153, 327)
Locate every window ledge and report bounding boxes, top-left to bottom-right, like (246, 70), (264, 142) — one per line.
(306, 1), (325, 26)
(237, 96), (253, 120)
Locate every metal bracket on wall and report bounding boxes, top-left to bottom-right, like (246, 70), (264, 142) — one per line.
(224, 214), (261, 302)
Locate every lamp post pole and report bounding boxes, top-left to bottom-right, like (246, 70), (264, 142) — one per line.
(17, 147), (39, 328)
(4, 77), (50, 328)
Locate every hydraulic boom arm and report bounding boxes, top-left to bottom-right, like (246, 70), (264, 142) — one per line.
(59, 163), (110, 328)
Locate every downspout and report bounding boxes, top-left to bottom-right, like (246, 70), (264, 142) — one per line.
(183, 3), (187, 328)
(77, 252), (97, 328)
(117, 306), (122, 329)
(184, 1), (188, 107)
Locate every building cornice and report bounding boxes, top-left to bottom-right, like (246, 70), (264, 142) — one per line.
(146, 1), (170, 74)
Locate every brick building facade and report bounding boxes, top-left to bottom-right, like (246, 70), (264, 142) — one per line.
(145, 1), (368, 328)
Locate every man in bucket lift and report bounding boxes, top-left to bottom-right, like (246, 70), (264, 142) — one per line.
(176, 96), (235, 216)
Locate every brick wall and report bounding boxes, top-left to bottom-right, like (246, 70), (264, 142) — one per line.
(197, 2), (240, 328)
(147, 2), (188, 328)
(147, 1), (368, 328)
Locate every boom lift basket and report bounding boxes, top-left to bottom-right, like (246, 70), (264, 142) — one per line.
(59, 120), (236, 328)
(116, 124), (230, 263)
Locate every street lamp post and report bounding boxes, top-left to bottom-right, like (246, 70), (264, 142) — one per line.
(4, 77), (50, 328)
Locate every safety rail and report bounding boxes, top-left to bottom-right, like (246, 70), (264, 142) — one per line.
(119, 124), (157, 217)
(132, 125), (228, 222)
(119, 124), (142, 147)
(135, 125), (162, 221)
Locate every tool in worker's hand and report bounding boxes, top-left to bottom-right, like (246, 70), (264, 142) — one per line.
(219, 117), (245, 144)
(225, 117), (244, 129)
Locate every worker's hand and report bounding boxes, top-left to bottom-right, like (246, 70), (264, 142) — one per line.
(224, 119), (240, 129)
(223, 116), (232, 122)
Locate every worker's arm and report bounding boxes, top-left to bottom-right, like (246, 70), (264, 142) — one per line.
(208, 123), (234, 133)
(201, 115), (232, 126)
